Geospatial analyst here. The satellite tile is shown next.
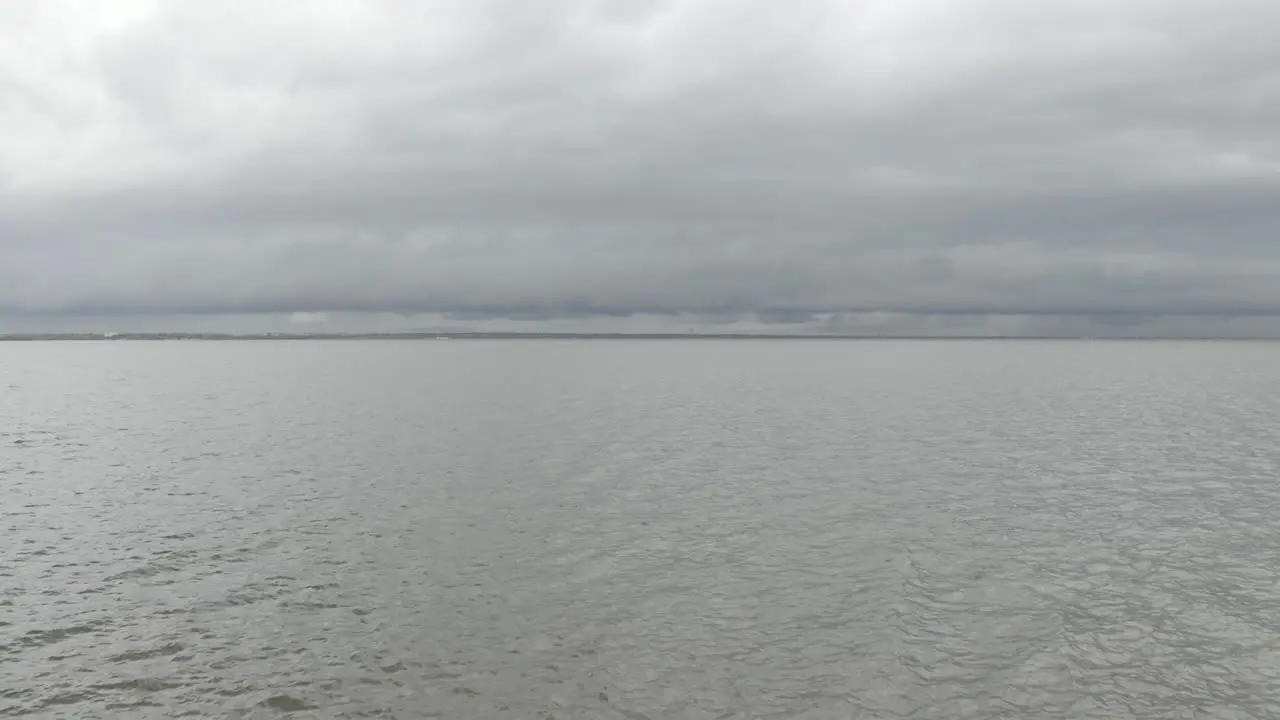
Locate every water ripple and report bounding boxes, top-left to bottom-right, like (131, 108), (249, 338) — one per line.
(3, 340), (1280, 717)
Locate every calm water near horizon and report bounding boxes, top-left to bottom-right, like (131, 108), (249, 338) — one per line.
(4, 339), (1280, 718)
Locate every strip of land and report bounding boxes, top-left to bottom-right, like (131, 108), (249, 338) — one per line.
(0, 332), (1259, 341)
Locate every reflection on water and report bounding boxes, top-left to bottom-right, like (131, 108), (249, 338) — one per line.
(3, 340), (1280, 718)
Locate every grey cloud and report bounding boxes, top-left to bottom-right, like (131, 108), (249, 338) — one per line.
(3, 0), (1280, 334)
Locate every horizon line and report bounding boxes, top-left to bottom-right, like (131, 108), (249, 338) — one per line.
(4, 332), (1280, 342)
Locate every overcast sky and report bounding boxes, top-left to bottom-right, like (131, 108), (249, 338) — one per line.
(3, 0), (1280, 335)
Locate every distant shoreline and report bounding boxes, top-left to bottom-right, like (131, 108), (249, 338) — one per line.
(2, 333), (1276, 341)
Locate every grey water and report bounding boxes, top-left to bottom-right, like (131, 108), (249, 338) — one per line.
(3, 340), (1280, 719)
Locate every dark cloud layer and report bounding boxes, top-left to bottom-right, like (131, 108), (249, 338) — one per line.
(3, 1), (1280, 334)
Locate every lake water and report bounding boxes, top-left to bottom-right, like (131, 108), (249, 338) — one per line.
(3, 339), (1280, 719)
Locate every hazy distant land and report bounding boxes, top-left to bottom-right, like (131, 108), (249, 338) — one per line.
(0, 332), (1266, 341)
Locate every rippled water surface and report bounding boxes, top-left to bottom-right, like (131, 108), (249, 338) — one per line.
(4, 339), (1280, 718)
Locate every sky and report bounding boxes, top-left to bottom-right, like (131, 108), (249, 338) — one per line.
(3, 0), (1280, 336)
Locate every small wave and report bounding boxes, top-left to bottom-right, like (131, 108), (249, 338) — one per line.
(109, 642), (184, 663)
(19, 621), (109, 648)
(93, 677), (180, 692)
(33, 689), (101, 709)
(260, 694), (314, 711)
(104, 700), (164, 711)
(105, 563), (180, 583)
